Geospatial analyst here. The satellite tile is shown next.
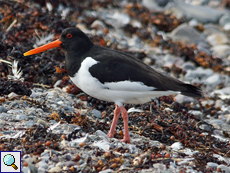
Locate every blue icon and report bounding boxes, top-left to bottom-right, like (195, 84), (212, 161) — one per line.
(3, 154), (18, 170)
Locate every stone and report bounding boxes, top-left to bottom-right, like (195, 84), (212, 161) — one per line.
(205, 74), (221, 88)
(217, 165), (230, 173)
(92, 109), (102, 118)
(207, 33), (229, 46)
(48, 166), (62, 172)
(174, 0), (224, 23)
(169, 23), (206, 45)
(0, 106), (7, 113)
(16, 114), (27, 120)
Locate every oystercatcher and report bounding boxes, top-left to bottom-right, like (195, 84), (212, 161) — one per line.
(24, 27), (202, 143)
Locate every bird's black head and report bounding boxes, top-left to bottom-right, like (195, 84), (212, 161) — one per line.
(59, 27), (94, 53)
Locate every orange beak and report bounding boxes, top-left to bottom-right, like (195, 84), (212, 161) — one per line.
(23, 39), (62, 56)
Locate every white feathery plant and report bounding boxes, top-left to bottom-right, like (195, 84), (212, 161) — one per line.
(0, 59), (24, 82)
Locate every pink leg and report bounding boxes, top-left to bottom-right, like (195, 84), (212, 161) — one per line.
(107, 104), (120, 138)
(120, 106), (131, 143)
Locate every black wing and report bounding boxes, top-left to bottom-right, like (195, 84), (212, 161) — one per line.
(88, 46), (202, 97)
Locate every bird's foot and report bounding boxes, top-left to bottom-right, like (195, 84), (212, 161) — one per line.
(107, 133), (114, 138)
(119, 137), (131, 143)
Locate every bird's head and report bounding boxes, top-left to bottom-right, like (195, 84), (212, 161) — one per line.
(24, 27), (93, 56)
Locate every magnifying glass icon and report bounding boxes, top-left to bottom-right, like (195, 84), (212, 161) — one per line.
(3, 154), (18, 170)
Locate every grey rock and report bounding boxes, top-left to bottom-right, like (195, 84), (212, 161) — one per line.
(92, 109), (102, 118)
(169, 23), (206, 45)
(102, 11), (130, 28)
(0, 113), (13, 120)
(64, 154), (72, 161)
(37, 161), (48, 169)
(28, 163), (38, 173)
(123, 153), (131, 157)
(0, 106), (7, 113)
(142, 0), (167, 11)
(37, 167), (46, 173)
(24, 120), (35, 128)
(209, 119), (224, 129)
(211, 44), (230, 58)
(48, 166), (62, 172)
(95, 130), (108, 138)
(189, 110), (203, 119)
(217, 165), (230, 173)
(205, 74), (221, 88)
(41, 156), (50, 162)
(53, 80), (62, 88)
(181, 62), (196, 71)
(16, 114), (27, 120)
(215, 100), (224, 108)
(199, 124), (212, 131)
(224, 23), (230, 31)
(174, 94), (195, 104)
(207, 33), (229, 46)
(7, 109), (23, 114)
(99, 169), (113, 173)
(48, 164), (55, 170)
(184, 67), (213, 81)
(9, 101), (19, 108)
(63, 161), (77, 167)
(153, 163), (166, 171)
(23, 154), (31, 159)
(219, 14), (230, 26)
(51, 155), (59, 163)
(22, 167), (31, 173)
(206, 162), (218, 169)
(174, 0), (224, 23)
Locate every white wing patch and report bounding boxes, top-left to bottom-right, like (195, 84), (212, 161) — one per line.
(104, 81), (156, 91)
(70, 57), (105, 92)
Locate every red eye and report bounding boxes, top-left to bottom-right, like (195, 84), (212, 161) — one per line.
(66, 33), (72, 38)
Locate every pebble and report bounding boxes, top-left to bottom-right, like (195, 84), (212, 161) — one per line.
(199, 124), (212, 131)
(95, 130), (108, 138)
(184, 67), (213, 81)
(169, 23), (206, 45)
(174, 0), (224, 23)
(37, 167), (46, 173)
(63, 161), (77, 167)
(64, 154), (72, 161)
(207, 33), (229, 46)
(219, 14), (230, 26)
(211, 45), (230, 58)
(48, 166), (62, 173)
(217, 165), (230, 173)
(51, 155), (59, 163)
(189, 110), (203, 119)
(206, 162), (218, 169)
(92, 109), (102, 118)
(205, 74), (221, 88)
(0, 106), (7, 113)
(37, 161), (48, 169)
(16, 114), (27, 120)
(99, 169), (113, 173)
(153, 163), (166, 171)
(22, 167), (31, 173)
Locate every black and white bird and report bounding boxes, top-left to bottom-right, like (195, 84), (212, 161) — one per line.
(24, 27), (202, 143)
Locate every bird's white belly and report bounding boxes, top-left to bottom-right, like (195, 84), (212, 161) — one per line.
(70, 57), (180, 106)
